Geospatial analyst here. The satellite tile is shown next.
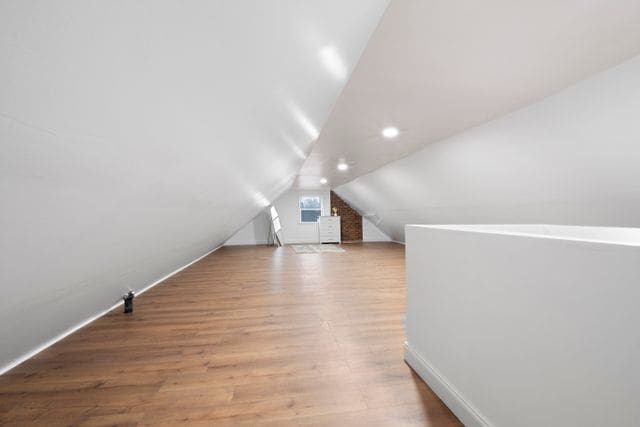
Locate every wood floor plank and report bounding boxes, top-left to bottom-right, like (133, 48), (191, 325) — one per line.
(0, 243), (461, 426)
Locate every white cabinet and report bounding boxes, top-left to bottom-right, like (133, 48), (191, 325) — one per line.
(319, 216), (341, 244)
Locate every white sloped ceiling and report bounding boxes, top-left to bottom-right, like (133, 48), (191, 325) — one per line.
(297, 0), (640, 189)
(335, 54), (640, 241)
(0, 0), (388, 370)
(294, 0), (640, 241)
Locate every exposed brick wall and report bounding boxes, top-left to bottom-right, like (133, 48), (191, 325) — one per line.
(330, 191), (362, 242)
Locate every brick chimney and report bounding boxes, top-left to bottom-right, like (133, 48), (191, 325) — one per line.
(330, 191), (362, 242)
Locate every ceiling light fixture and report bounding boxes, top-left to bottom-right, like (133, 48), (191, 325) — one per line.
(337, 162), (348, 171)
(320, 178), (328, 184)
(382, 127), (399, 138)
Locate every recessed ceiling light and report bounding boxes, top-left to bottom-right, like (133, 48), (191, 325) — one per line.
(320, 178), (328, 184)
(382, 127), (399, 138)
(337, 162), (348, 171)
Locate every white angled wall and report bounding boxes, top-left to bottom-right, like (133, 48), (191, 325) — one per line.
(223, 213), (272, 246)
(363, 217), (391, 242)
(0, 1), (388, 372)
(336, 54), (640, 242)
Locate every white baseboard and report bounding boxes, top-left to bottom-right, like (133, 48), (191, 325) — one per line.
(404, 342), (490, 427)
(391, 239), (405, 245)
(0, 301), (123, 376)
(0, 245), (222, 376)
(223, 240), (270, 246)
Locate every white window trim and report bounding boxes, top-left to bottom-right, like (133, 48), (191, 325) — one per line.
(299, 194), (322, 224)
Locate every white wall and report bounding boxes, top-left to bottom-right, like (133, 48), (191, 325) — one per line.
(227, 192), (392, 245)
(224, 212), (271, 246)
(336, 54), (640, 241)
(276, 190), (330, 244)
(226, 190), (330, 245)
(363, 217), (391, 242)
(0, 1), (388, 373)
(405, 224), (640, 426)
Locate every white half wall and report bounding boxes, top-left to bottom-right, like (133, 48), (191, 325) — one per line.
(335, 54), (640, 241)
(405, 224), (640, 426)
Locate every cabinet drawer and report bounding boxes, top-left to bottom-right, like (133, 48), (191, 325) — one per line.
(320, 235), (339, 242)
(320, 217), (340, 225)
(320, 231), (339, 238)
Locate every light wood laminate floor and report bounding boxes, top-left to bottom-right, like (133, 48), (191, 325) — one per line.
(0, 243), (461, 426)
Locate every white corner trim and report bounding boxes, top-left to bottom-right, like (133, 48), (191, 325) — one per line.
(404, 342), (491, 427)
(0, 245), (222, 376)
(391, 240), (405, 245)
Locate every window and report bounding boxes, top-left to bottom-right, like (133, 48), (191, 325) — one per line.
(299, 195), (322, 223)
(270, 206), (281, 232)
